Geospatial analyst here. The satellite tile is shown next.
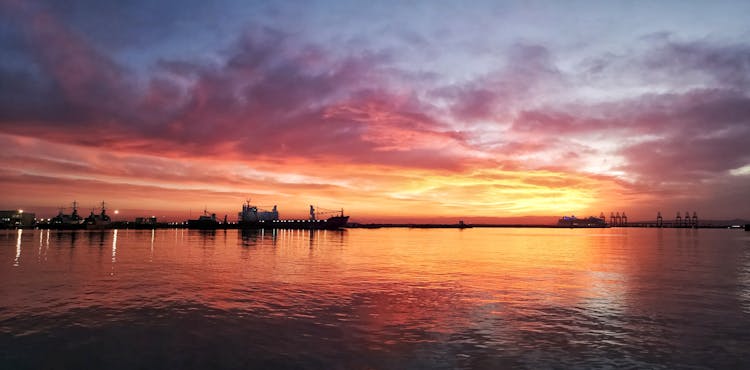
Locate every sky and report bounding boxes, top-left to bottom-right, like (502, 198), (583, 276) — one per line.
(1, 0), (750, 222)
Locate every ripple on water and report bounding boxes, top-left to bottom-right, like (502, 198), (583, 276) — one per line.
(1, 228), (750, 369)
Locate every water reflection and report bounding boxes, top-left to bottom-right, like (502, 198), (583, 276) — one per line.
(0, 228), (748, 369)
(87, 231), (108, 247)
(238, 228), (349, 248)
(149, 229), (155, 262)
(111, 229), (118, 264)
(52, 230), (80, 247)
(37, 229), (42, 261)
(740, 239), (750, 314)
(196, 230), (216, 245)
(13, 229), (22, 267)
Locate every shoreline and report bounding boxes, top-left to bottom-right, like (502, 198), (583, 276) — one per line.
(17, 223), (749, 230)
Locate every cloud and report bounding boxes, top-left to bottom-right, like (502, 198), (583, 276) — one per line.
(0, 5), (473, 171)
(614, 89), (750, 182)
(434, 43), (563, 122)
(1, 2), (749, 219)
(0, 0), (135, 129)
(643, 38), (750, 90)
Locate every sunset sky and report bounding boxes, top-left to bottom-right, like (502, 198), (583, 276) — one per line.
(1, 0), (749, 222)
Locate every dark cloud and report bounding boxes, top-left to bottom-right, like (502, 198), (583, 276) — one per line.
(434, 43), (562, 121)
(0, 0), (135, 128)
(614, 89), (750, 182)
(505, 88), (750, 185)
(577, 37), (750, 91)
(0, 4), (469, 170)
(28, 0), (244, 51)
(643, 39), (750, 89)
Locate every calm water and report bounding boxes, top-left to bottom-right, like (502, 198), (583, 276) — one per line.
(2, 228), (750, 369)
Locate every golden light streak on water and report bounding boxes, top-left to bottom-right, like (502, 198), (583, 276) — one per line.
(111, 229), (118, 275)
(13, 229), (22, 267)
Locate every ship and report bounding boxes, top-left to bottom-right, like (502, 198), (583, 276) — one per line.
(187, 208), (221, 229)
(38, 201), (115, 230)
(238, 200), (349, 230)
(556, 215), (609, 228)
(40, 201), (86, 229)
(84, 202), (112, 230)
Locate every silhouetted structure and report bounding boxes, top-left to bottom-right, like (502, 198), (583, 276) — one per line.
(557, 215), (608, 228)
(608, 211), (629, 226)
(41, 201), (85, 229)
(84, 201), (111, 229)
(0, 210), (35, 228)
(237, 200), (348, 229)
(188, 208), (219, 229)
(594, 210), (702, 228)
(135, 216), (157, 225)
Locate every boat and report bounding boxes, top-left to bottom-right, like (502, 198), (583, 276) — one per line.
(40, 201), (86, 229)
(557, 215), (609, 228)
(238, 200), (349, 230)
(84, 202), (112, 230)
(187, 209), (221, 229)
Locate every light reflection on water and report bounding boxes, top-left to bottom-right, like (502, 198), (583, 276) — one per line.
(1, 228), (749, 369)
(13, 229), (21, 267)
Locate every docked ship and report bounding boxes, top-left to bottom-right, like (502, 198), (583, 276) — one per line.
(84, 202), (112, 230)
(42, 201), (85, 229)
(238, 200), (349, 230)
(187, 209), (221, 229)
(39, 201), (114, 230)
(557, 215), (608, 228)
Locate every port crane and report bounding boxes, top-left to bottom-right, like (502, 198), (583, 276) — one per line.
(310, 205), (345, 221)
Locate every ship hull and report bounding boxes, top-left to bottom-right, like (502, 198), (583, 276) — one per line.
(85, 222), (113, 230)
(187, 219), (222, 230)
(239, 216), (349, 230)
(38, 223), (86, 230)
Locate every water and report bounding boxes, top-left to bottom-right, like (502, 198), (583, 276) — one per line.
(2, 228), (750, 369)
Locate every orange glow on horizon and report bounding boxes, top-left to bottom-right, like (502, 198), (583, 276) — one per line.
(0, 134), (632, 222)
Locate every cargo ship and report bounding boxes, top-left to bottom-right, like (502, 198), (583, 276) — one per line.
(237, 200), (348, 230)
(187, 209), (221, 230)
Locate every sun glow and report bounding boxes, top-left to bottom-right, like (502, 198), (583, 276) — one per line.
(381, 169), (602, 216)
